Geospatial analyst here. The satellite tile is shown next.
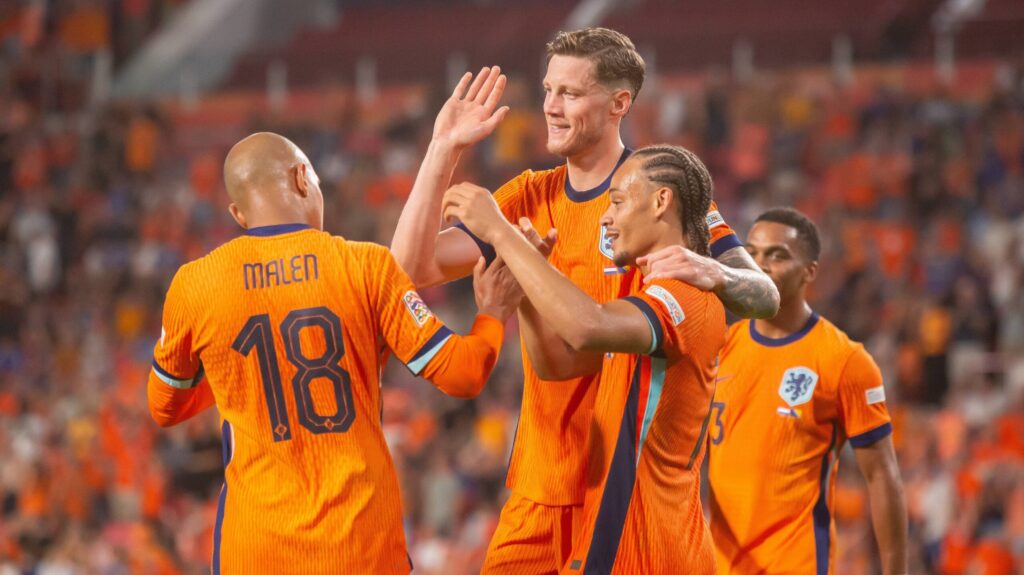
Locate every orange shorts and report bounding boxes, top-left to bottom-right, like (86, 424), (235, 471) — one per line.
(481, 492), (584, 575)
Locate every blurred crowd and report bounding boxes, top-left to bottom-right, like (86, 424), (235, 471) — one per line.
(2, 3), (1024, 575)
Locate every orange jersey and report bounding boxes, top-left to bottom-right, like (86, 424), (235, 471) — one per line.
(562, 279), (725, 574)
(149, 224), (500, 575)
(459, 149), (740, 505)
(708, 313), (893, 575)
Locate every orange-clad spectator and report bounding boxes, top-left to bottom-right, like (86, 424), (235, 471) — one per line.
(920, 305), (952, 356)
(189, 153), (221, 198)
(935, 409), (968, 464)
(967, 539), (1015, 575)
(366, 171), (415, 208)
(838, 152), (878, 211)
(13, 139), (46, 191)
(874, 221), (917, 278)
(841, 219), (872, 271)
(941, 530), (972, 574)
(58, 1), (110, 53)
(729, 122), (769, 183)
(125, 112), (161, 174)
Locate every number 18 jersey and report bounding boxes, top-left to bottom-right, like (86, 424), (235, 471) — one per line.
(150, 224), (463, 575)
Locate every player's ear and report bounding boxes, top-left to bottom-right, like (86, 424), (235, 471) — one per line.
(610, 88), (632, 118)
(653, 186), (673, 219)
(228, 203), (247, 229)
(803, 260), (819, 284)
(294, 163), (310, 198)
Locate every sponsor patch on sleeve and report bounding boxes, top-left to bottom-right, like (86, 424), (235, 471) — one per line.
(865, 385), (886, 405)
(644, 285), (685, 326)
(706, 210), (726, 229)
(403, 290), (433, 326)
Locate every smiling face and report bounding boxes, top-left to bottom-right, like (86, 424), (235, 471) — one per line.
(599, 156), (664, 268)
(542, 55), (621, 159)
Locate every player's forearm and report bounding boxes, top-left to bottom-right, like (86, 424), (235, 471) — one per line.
(518, 300), (599, 380)
(147, 376), (215, 427)
(421, 314), (504, 398)
(490, 226), (609, 352)
(714, 247), (780, 319)
(391, 139), (462, 286)
(866, 469), (910, 575)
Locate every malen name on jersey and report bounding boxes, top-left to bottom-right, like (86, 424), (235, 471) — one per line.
(243, 254), (319, 290)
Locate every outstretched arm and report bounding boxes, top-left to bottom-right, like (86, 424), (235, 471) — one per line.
(638, 245), (780, 319)
(512, 221), (602, 380)
(390, 67), (509, 287)
(853, 436), (909, 575)
(443, 184), (653, 355)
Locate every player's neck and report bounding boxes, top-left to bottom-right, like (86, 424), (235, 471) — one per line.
(242, 215), (311, 230)
(565, 137), (625, 191)
(757, 299), (813, 339)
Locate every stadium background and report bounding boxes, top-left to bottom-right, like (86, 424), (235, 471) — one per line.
(1, 0), (1023, 573)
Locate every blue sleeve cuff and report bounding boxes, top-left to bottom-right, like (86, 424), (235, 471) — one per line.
(454, 223), (496, 266)
(622, 296), (663, 355)
(849, 422), (892, 448)
(404, 325), (454, 376)
(152, 359), (203, 389)
(710, 233), (743, 259)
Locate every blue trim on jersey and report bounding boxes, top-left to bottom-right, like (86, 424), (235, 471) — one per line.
(710, 232), (743, 259)
(405, 326), (454, 376)
(583, 361), (641, 574)
(564, 148), (632, 203)
(454, 223), (497, 266)
(849, 422), (893, 448)
(813, 424), (837, 575)
(151, 359), (199, 389)
(244, 223), (312, 237)
(749, 313), (820, 347)
(637, 356), (667, 464)
(213, 420), (233, 575)
(623, 296), (663, 355)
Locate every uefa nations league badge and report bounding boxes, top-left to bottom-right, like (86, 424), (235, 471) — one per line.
(778, 367), (818, 407)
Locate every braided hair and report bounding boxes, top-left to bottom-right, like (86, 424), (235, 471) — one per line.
(631, 145), (713, 256)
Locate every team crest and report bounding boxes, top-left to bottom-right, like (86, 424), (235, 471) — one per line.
(403, 290), (433, 326)
(598, 225), (615, 260)
(778, 367), (818, 407)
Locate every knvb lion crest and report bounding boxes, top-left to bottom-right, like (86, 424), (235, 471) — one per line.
(778, 367), (818, 407)
(599, 225), (615, 260)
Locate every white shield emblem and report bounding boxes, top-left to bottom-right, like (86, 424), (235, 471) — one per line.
(778, 367), (818, 407)
(599, 225), (615, 260)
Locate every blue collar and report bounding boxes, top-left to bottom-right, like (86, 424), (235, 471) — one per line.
(244, 223), (312, 237)
(749, 312), (820, 347)
(564, 147), (633, 203)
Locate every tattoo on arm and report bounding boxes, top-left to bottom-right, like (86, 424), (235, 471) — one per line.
(715, 247), (781, 319)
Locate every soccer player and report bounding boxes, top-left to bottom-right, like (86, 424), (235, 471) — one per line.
(442, 144), (725, 574)
(391, 28), (779, 573)
(644, 208), (908, 575)
(146, 132), (522, 575)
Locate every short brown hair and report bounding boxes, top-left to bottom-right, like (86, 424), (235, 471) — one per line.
(546, 27), (645, 99)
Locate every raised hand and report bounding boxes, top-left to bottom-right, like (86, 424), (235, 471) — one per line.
(637, 245), (723, 291)
(442, 182), (508, 243)
(433, 66), (510, 150)
(517, 217), (557, 258)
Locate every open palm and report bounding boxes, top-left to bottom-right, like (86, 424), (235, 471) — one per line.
(434, 66), (510, 149)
